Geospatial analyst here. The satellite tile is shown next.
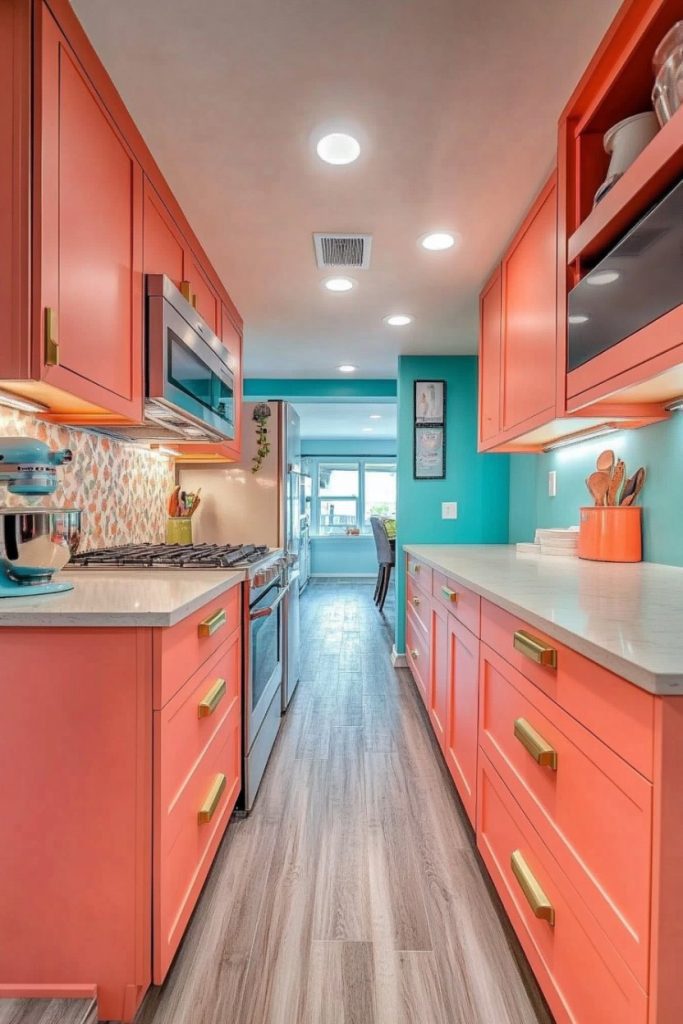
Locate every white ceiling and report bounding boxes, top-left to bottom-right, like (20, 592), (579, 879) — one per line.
(74, 0), (622, 378)
(296, 403), (397, 440)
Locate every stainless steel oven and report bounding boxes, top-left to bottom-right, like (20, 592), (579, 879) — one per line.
(242, 563), (287, 811)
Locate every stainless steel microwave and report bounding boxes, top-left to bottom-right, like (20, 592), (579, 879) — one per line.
(567, 178), (683, 372)
(101, 274), (235, 444)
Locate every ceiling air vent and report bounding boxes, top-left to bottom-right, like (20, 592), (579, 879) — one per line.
(313, 233), (372, 269)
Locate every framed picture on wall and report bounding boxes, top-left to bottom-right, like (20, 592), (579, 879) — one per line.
(414, 426), (445, 479)
(414, 380), (445, 425)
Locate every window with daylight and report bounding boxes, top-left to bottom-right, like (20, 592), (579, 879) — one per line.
(308, 457), (396, 535)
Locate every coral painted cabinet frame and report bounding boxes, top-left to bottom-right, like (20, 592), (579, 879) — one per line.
(477, 267), (502, 447)
(500, 173), (558, 436)
(37, 4), (144, 421)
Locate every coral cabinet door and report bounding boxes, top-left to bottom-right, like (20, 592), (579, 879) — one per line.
(501, 175), (557, 434)
(143, 181), (185, 290)
(478, 267), (502, 446)
(445, 615), (479, 825)
(39, 7), (143, 420)
(429, 599), (449, 751)
(185, 252), (220, 334)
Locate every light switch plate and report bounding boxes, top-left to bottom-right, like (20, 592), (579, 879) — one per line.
(442, 501), (458, 520)
(548, 470), (557, 497)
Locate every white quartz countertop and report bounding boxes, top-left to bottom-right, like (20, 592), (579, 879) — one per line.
(404, 544), (683, 695)
(0, 569), (244, 627)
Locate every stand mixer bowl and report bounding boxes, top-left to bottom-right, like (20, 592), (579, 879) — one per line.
(0, 508), (82, 585)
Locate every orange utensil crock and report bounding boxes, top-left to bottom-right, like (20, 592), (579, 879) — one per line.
(578, 506), (642, 562)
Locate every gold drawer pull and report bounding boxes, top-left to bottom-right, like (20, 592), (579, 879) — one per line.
(441, 586), (457, 603)
(198, 773), (227, 824)
(198, 608), (227, 638)
(198, 677), (227, 718)
(411, 562), (420, 573)
(412, 596), (421, 607)
(411, 648), (419, 659)
(514, 717), (557, 770)
(45, 307), (60, 366)
(513, 629), (557, 669)
(511, 850), (555, 927)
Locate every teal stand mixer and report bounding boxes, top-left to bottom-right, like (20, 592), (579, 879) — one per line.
(0, 438), (82, 597)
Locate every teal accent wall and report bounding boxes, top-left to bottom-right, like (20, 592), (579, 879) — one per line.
(395, 356), (510, 652)
(508, 414), (683, 566)
(244, 378), (397, 401)
(302, 439), (396, 457)
(310, 536), (377, 576)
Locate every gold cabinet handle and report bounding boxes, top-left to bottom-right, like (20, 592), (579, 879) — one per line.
(410, 562), (420, 573)
(412, 596), (421, 607)
(45, 307), (59, 366)
(198, 608), (227, 638)
(198, 677), (226, 718)
(441, 586), (457, 603)
(180, 280), (193, 303)
(511, 850), (555, 926)
(410, 648), (419, 659)
(198, 773), (227, 824)
(513, 630), (557, 669)
(514, 717), (558, 770)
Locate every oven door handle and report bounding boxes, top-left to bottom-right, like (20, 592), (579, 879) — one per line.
(250, 586), (288, 621)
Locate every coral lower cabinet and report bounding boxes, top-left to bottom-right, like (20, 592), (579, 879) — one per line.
(0, 0), (242, 458)
(405, 552), (683, 1024)
(0, 585), (242, 1022)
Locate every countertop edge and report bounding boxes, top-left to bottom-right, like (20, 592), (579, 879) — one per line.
(403, 544), (683, 696)
(0, 571), (245, 628)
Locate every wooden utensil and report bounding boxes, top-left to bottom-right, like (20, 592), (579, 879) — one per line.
(621, 467), (646, 506)
(596, 449), (615, 474)
(587, 471), (610, 506)
(168, 485), (180, 517)
(606, 458), (625, 506)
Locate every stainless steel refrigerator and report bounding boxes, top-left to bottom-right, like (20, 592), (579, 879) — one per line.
(178, 401), (302, 711)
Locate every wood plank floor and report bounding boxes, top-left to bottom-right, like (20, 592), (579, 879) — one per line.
(0, 1000), (96, 1024)
(137, 580), (552, 1024)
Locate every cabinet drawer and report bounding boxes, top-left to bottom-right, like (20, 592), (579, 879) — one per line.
(406, 572), (429, 632)
(406, 554), (432, 595)
(477, 753), (647, 1024)
(156, 630), (240, 809)
(432, 570), (480, 636)
(480, 643), (652, 985)
(153, 584), (241, 708)
(481, 600), (654, 779)
(153, 677), (241, 982)
(406, 606), (429, 705)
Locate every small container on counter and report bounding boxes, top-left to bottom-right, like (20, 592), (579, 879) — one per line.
(166, 517), (193, 545)
(578, 506), (642, 562)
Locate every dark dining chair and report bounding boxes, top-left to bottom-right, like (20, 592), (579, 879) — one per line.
(370, 516), (395, 612)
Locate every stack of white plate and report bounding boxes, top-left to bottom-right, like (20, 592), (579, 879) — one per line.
(535, 527), (579, 557)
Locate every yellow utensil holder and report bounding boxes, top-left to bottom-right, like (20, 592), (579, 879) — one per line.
(166, 517), (193, 545)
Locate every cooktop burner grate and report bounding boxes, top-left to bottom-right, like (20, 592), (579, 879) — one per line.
(69, 543), (271, 569)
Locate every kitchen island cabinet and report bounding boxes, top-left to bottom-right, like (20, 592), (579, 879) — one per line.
(0, 573), (243, 1022)
(403, 544), (683, 1024)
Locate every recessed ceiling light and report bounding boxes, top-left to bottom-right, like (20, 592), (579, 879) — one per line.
(421, 231), (458, 251)
(586, 270), (620, 286)
(324, 276), (355, 292)
(568, 314), (589, 324)
(369, 414), (381, 420)
(316, 132), (361, 165)
(362, 427), (374, 433)
(337, 364), (357, 373)
(384, 314), (413, 327)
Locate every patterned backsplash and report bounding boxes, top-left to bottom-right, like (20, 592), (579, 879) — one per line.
(0, 409), (174, 550)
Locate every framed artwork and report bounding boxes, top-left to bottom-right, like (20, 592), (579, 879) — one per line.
(413, 380), (446, 479)
(414, 380), (445, 425)
(414, 426), (445, 479)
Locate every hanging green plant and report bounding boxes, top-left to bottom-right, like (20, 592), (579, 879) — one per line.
(251, 403), (272, 473)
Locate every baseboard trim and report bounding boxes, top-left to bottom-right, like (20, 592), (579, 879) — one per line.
(391, 644), (407, 668)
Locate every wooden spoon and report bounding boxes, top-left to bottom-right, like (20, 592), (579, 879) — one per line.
(621, 467), (646, 506)
(606, 458), (625, 506)
(587, 471), (610, 506)
(596, 449), (615, 474)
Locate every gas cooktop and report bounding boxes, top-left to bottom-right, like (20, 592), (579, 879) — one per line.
(68, 543), (272, 570)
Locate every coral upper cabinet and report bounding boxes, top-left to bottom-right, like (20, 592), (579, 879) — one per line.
(0, 0), (242, 458)
(478, 174), (558, 451)
(39, 7), (143, 421)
